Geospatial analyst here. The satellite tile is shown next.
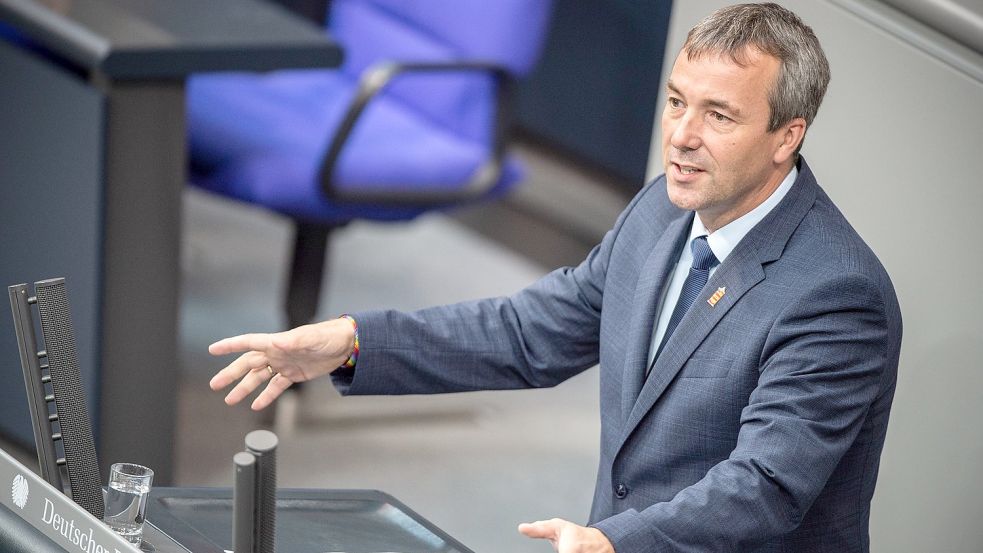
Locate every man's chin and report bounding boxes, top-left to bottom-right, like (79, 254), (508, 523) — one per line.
(666, 182), (704, 212)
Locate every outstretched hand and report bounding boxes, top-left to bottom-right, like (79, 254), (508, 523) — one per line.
(518, 518), (614, 553)
(208, 318), (355, 410)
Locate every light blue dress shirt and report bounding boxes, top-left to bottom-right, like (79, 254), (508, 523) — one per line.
(647, 166), (799, 367)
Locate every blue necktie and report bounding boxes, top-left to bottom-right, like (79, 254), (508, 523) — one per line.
(650, 235), (719, 370)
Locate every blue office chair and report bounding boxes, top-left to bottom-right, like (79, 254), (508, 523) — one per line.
(187, 0), (554, 329)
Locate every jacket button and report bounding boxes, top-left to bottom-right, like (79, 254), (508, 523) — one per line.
(615, 483), (628, 499)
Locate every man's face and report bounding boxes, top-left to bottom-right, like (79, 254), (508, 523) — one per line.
(661, 48), (800, 232)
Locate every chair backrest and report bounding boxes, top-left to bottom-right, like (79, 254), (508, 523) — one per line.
(329, 0), (553, 143)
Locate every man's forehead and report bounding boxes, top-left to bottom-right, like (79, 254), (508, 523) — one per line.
(682, 44), (774, 67)
(668, 47), (778, 86)
(666, 49), (777, 116)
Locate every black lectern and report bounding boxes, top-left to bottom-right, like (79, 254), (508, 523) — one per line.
(7, 278), (474, 552)
(2, 441), (475, 553)
(0, 445), (173, 552)
(150, 487), (473, 553)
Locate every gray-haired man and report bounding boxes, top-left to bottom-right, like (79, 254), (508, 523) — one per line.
(210, 4), (901, 551)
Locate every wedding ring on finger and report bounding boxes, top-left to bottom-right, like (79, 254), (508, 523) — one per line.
(266, 365), (277, 378)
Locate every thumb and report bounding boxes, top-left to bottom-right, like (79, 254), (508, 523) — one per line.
(518, 519), (561, 540)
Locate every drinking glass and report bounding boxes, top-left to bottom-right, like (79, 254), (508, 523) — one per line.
(104, 462), (154, 545)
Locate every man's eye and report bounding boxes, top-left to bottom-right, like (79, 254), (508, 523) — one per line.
(668, 97), (683, 108)
(710, 111), (730, 122)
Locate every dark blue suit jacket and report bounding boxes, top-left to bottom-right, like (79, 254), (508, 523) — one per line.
(335, 158), (903, 552)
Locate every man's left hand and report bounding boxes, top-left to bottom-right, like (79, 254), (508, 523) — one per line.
(518, 518), (614, 553)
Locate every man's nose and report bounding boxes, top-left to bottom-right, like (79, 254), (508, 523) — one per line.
(670, 113), (702, 151)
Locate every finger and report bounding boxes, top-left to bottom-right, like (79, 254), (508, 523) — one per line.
(518, 519), (560, 540)
(208, 333), (274, 356)
(222, 358), (277, 406)
(251, 372), (294, 411)
(209, 350), (269, 391)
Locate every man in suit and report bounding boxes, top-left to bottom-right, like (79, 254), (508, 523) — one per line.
(208, 3), (902, 551)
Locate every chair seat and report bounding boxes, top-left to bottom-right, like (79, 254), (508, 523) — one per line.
(187, 69), (522, 223)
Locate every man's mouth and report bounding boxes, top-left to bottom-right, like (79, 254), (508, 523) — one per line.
(672, 162), (704, 175)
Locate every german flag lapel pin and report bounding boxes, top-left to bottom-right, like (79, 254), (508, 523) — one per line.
(707, 287), (726, 307)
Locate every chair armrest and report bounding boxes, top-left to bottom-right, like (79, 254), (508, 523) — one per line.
(318, 60), (516, 206)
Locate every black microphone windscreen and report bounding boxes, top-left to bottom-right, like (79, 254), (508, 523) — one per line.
(34, 278), (104, 520)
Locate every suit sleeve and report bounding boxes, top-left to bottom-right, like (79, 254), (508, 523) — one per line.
(592, 272), (899, 551)
(331, 188), (652, 396)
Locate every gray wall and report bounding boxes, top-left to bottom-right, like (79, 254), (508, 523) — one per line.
(0, 40), (105, 449)
(515, 0), (674, 185)
(648, 1), (983, 551)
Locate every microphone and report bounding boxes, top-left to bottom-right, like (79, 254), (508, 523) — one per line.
(233, 451), (257, 553)
(8, 278), (103, 519)
(233, 430), (278, 553)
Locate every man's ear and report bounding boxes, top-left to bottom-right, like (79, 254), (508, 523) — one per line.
(774, 117), (807, 164)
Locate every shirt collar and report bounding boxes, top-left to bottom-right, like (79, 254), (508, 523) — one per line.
(689, 165), (798, 264)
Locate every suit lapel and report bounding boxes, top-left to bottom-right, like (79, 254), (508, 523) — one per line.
(620, 250), (764, 442)
(616, 158), (821, 453)
(619, 212), (691, 423)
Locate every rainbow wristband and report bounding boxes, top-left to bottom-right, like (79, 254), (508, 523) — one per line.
(339, 314), (359, 368)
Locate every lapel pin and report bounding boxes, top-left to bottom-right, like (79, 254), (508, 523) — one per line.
(707, 286), (726, 307)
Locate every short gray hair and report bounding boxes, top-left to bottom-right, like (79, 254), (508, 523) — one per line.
(683, 3), (830, 133)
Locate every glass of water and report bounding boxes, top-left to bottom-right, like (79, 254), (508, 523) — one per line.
(104, 463), (154, 545)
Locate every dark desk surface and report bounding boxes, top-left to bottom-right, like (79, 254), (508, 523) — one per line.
(149, 487), (474, 553)
(0, 0), (342, 78)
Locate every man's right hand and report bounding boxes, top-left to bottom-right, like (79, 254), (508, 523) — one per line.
(207, 318), (356, 410)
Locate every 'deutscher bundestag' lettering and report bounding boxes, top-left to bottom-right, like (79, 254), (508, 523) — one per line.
(42, 498), (127, 553)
